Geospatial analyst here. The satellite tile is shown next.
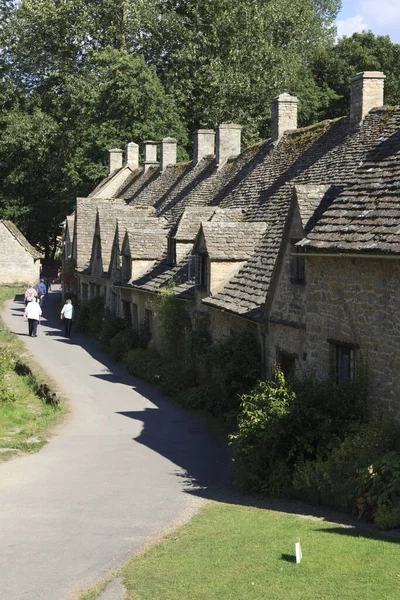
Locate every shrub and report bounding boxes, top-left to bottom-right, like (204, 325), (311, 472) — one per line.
(374, 504), (400, 530)
(124, 348), (165, 383)
(173, 385), (216, 411)
(357, 451), (400, 526)
(230, 369), (295, 492)
(158, 287), (191, 358)
(205, 330), (262, 415)
(99, 310), (125, 350)
(75, 296), (104, 338)
(109, 327), (146, 361)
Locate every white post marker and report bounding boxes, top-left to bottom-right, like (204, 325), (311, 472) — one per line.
(295, 540), (302, 564)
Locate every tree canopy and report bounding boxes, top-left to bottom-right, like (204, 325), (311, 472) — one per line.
(2, 1), (400, 257)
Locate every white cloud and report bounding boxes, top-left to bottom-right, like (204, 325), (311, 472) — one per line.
(336, 15), (368, 38)
(360, 0), (400, 28)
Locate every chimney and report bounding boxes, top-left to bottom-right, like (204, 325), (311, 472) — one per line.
(350, 71), (385, 127)
(108, 148), (123, 175)
(193, 129), (215, 164)
(143, 140), (158, 172)
(271, 93), (298, 142)
(160, 137), (177, 171)
(126, 142), (139, 170)
(216, 123), (242, 166)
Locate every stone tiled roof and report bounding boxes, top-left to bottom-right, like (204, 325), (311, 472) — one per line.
(298, 109), (400, 254)
(131, 255), (195, 300)
(203, 109), (398, 319)
(78, 104), (400, 321)
(175, 207), (216, 241)
(1, 220), (42, 260)
(75, 197), (125, 271)
(200, 221), (267, 260)
(124, 220), (169, 260)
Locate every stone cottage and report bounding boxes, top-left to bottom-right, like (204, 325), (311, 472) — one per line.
(0, 220), (41, 285)
(67, 70), (400, 417)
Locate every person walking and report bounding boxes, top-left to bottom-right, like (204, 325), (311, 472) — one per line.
(60, 299), (74, 338)
(24, 298), (42, 337)
(24, 284), (37, 306)
(36, 279), (47, 306)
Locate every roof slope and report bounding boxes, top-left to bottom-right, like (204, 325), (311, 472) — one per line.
(1, 220), (42, 260)
(299, 109), (400, 254)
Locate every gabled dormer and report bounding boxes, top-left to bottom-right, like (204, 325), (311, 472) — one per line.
(192, 214), (267, 296)
(120, 218), (169, 284)
(89, 210), (105, 277)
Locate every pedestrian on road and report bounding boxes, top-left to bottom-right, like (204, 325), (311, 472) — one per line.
(60, 298), (74, 338)
(36, 279), (47, 307)
(24, 283), (37, 306)
(24, 298), (42, 337)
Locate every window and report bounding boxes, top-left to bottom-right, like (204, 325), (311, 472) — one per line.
(95, 234), (101, 259)
(81, 283), (89, 303)
(188, 255), (196, 283)
(195, 253), (208, 289)
(111, 291), (118, 313)
(89, 282), (95, 299)
(290, 239), (305, 284)
(122, 300), (132, 325)
(95, 284), (102, 297)
(277, 350), (296, 379)
(167, 237), (176, 265)
(329, 340), (356, 384)
(145, 309), (153, 337)
(132, 303), (139, 330)
(122, 254), (131, 281)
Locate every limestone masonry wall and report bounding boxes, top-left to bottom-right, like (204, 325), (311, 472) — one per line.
(305, 256), (400, 418)
(0, 228), (40, 285)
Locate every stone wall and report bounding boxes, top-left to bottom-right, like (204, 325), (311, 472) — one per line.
(266, 211), (306, 376)
(305, 255), (400, 418)
(0, 225), (40, 284)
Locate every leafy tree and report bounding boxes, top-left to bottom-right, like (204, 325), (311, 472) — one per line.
(133, 0), (342, 142)
(310, 31), (400, 120)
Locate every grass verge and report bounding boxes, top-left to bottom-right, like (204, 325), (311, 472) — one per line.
(82, 502), (400, 600)
(0, 285), (65, 461)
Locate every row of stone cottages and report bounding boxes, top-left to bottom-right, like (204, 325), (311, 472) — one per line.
(63, 71), (400, 420)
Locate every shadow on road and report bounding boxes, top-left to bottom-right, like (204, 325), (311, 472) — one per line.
(8, 291), (400, 540)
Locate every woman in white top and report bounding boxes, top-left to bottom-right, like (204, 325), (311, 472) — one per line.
(60, 299), (74, 338)
(24, 298), (42, 337)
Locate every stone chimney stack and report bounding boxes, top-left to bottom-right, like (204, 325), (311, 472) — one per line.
(350, 71), (385, 127)
(216, 123), (242, 166)
(160, 137), (177, 171)
(126, 142), (139, 170)
(143, 140), (159, 172)
(108, 148), (123, 175)
(271, 93), (299, 142)
(193, 129), (215, 164)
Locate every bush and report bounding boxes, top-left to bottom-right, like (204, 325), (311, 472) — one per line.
(230, 369), (295, 492)
(99, 310), (125, 350)
(205, 330), (262, 416)
(75, 296), (104, 338)
(124, 348), (165, 383)
(158, 287), (191, 358)
(109, 327), (145, 361)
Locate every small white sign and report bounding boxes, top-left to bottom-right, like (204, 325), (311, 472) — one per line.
(295, 541), (302, 564)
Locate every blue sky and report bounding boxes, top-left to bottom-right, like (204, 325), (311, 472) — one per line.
(336, 0), (400, 42)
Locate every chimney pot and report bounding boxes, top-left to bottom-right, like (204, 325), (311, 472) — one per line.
(108, 148), (123, 175)
(350, 71), (385, 127)
(193, 129), (215, 164)
(126, 142), (139, 170)
(143, 140), (159, 172)
(216, 123), (242, 166)
(271, 93), (299, 142)
(160, 137), (177, 171)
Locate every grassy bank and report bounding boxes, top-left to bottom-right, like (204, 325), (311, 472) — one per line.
(82, 502), (400, 600)
(0, 286), (65, 461)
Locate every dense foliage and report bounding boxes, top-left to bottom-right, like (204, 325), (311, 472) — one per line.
(230, 368), (400, 530)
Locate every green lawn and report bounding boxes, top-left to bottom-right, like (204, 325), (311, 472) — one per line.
(0, 285), (65, 460)
(83, 502), (400, 600)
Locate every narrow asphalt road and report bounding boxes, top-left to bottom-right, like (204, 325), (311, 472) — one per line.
(0, 290), (231, 600)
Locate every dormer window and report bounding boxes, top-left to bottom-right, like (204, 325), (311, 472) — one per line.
(290, 239), (305, 284)
(195, 253), (208, 290)
(167, 237), (176, 265)
(95, 234), (101, 259)
(122, 253), (131, 281)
